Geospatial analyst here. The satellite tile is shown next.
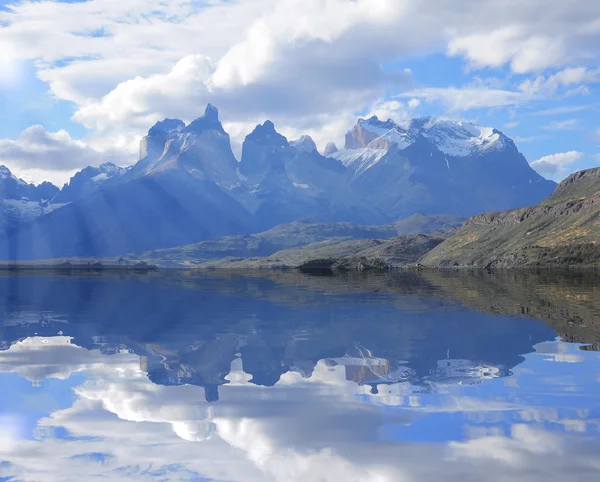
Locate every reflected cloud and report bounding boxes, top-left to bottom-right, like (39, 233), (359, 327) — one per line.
(0, 271), (600, 480)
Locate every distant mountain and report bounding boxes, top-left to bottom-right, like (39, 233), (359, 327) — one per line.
(53, 162), (128, 203)
(0, 105), (557, 260)
(421, 167), (600, 268)
(0, 166), (61, 230)
(331, 116), (556, 218)
(0, 165), (59, 202)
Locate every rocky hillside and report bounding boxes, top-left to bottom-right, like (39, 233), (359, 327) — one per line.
(421, 167), (600, 268)
(187, 234), (445, 269)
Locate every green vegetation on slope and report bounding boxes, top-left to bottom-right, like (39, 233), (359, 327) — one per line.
(135, 214), (461, 267)
(196, 234), (445, 269)
(421, 167), (600, 268)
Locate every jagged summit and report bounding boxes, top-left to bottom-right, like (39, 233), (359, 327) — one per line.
(245, 121), (288, 147)
(290, 135), (317, 153)
(0, 104), (558, 260)
(185, 103), (225, 134)
(148, 118), (185, 137)
(0, 165), (26, 185)
(0, 164), (60, 194)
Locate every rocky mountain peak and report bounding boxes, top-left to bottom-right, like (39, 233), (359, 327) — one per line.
(99, 162), (122, 173)
(324, 142), (338, 156)
(290, 135), (317, 153)
(342, 114), (510, 158)
(245, 121), (288, 147)
(204, 103), (219, 120)
(148, 118), (185, 137)
(141, 119), (185, 160)
(185, 104), (225, 134)
(0, 165), (18, 182)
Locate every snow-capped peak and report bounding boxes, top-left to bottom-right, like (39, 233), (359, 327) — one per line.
(0, 165), (12, 180)
(0, 165), (28, 186)
(290, 135), (317, 153)
(347, 115), (506, 157)
(418, 118), (506, 157)
(99, 162), (122, 174)
(335, 115), (509, 175)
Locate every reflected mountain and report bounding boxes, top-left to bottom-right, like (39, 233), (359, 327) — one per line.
(1, 269), (591, 401)
(2, 270), (600, 481)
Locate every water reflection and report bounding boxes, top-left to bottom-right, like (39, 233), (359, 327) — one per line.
(0, 270), (600, 481)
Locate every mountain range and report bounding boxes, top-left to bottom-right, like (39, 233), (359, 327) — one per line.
(0, 105), (556, 260)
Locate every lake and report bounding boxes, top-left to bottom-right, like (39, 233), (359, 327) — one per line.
(1, 269), (600, 481)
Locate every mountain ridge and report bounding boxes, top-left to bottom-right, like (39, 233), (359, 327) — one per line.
(421, 166), (600, 268)
(0, 106), (557, 260)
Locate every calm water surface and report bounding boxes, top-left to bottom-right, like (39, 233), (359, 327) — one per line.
(1, 270), (600, 481)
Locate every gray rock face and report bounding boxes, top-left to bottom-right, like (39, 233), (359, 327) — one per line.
(237, 121), (386, 229)
(139, 118), (185, 161)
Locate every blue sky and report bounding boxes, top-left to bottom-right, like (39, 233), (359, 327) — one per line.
(0, 0), (599, 185)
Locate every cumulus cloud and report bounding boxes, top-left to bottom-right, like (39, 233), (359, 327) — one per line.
(1, 336), (600, 482)
(0, 0), (599, 183)
(530, 151), (585, 178)
(0, 125), (132, 185)
(518, 67), (600, 97)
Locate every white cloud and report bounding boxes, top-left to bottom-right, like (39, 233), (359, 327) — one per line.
(518, 67), (600, 96)
(530, 105), (592, 116)
(0, 125), (132, 185)
(543, 119), (579, 130)
(0, 0), (599, 183)
(399, 86), (525, 112)
(530, 151), (585, 178)
(593, 128), (600, 139)
(407, 98), (421, 109)
(2, 336), (600, 482)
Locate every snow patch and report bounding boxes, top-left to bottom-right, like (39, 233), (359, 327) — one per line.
(422, 121), (504, 157)
(351, 117), (506, 159)
(236, 168), (248, 182)
(333, 148), (387, 175)
(358, 119), (392, 137)
(91, 172), (109, 183)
